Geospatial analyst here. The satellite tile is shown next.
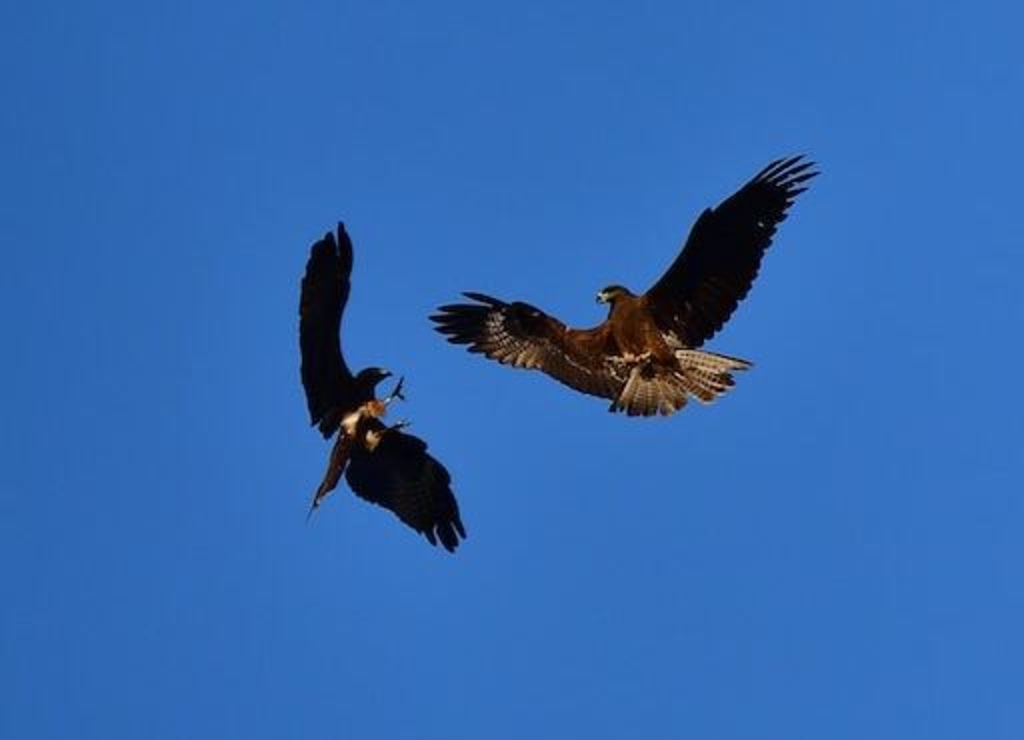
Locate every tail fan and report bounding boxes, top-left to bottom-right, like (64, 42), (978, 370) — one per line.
(613, 350), (751, 416)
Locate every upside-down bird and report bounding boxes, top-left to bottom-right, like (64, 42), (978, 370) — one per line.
(431, 155), (817, 417)
(300, 223), (466, 551)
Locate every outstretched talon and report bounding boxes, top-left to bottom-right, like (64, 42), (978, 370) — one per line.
(384, 375), (406, 405)
(365, 419), (411, 451)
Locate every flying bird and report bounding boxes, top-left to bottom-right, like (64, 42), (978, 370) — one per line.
(432, 155), (817, 417)
(300, 224), (466, 551)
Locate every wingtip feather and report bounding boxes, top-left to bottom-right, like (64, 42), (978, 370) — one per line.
(753, 154), (819, 187)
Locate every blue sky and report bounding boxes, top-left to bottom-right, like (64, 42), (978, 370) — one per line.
(2, 1), (1022, 738)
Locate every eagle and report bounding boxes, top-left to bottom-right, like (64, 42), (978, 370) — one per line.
(300, 223), (466, 552)
(431, 155), (817, 417)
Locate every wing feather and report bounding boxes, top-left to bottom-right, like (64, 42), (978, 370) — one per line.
(431, 293), (623, 400)
(308, 431), (354, 517)
(644, 155), (818, 347)
(299, 223), (356, 437)
(345, 422), (467, 552)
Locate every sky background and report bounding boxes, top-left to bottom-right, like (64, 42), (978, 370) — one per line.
(2, 1), (1023, 738)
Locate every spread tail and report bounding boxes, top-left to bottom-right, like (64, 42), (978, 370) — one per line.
(613, 350), (752, 417)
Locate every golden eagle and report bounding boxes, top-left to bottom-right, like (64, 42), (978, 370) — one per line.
(432, 155), (817, 417)
(300, 224), (466, 552)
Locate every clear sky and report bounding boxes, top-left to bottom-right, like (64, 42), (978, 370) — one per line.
(2, 1), (1022, 738)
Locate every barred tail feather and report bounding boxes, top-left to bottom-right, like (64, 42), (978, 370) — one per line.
(615, 365), (687, 416)
(674, 349), (751, 403)
(612, 350), (752, 417)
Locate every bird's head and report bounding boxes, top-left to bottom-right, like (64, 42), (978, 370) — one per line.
(356, 366), (392, 390)
(595, 285), (634, 305)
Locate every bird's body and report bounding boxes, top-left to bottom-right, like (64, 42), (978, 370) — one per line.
(300, 224), (466, 551)
(601, 289), (674, 362)
(432, 155), (817, 416)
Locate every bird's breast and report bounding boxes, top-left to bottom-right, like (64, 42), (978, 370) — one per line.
(609, 302), (673, 362)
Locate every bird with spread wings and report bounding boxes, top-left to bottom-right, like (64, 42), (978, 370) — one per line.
(432, 155), (817, 417)
(300, 224), (466, 552)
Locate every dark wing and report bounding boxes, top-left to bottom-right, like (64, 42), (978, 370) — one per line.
(307, 431), (354, 519)
(644, 155), (818, 347)
(431, 292), (624, 400)
(299, 223), (356, 437)
(345, 421), (466, 552)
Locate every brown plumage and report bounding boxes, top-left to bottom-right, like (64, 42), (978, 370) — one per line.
(431, 155), (817, 417)
(300, 224), (466, 551)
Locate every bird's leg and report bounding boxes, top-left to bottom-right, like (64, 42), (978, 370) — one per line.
(386, 419), (411, 434)
(382, 375), (406, 406)
(366, 419), (410, 450)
